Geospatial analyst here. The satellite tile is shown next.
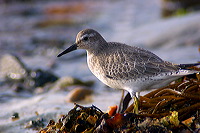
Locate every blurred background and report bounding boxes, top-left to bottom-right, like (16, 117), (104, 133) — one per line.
(0, 0), (200, 132)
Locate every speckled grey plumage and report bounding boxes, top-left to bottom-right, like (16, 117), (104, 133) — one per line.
(58, 29), (199, 97)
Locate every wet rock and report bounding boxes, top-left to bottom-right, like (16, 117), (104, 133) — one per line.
(13, 83), (25, 92)
(20, 69), (58, 92)
(66, 87), (93, 103)
(0, 54), (58, 91)
(51, 77), (94, 90)
(0, 54), (28, 80)
(24, 118), (46, 130)
(11, 112), (20, 121)
(28, 69), (58, 88)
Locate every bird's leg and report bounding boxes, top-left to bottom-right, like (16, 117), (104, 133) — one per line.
(128, 91), (140, 114)
(118, 90), (125, 113)
(122, 92), (132, 113)
(118, 91), (132, 113)
(133, 92), (140, 114)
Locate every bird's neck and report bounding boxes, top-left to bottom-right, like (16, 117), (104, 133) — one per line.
(88, 42), (109, 55)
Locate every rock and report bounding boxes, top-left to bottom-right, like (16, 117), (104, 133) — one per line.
(66, 87), (93, 103)
(11, 112), (20, 121)
(0, 54), (28, 80)
(13, 83), (25, 93)
(20, 69), (58, 91)
(0, 54), (58, 91)
(51, 77), (94, 90)
(28, 69), (58, 88)
(24, 118), (46, 130)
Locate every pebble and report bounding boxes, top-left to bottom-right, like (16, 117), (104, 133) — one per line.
(51, 77), (94, 90)
(11, 112), (20, 121)
(66, 87), (93, 103)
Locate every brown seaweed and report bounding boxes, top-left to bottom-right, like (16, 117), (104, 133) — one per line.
(39, 69), (200, 133)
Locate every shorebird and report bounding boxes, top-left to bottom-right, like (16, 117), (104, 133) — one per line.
(57, 29), (200, 112)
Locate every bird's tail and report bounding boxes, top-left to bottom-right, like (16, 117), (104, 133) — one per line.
(177, 63), (200, 69)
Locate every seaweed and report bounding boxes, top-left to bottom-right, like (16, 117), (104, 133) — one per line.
(39, 69), (200, 133)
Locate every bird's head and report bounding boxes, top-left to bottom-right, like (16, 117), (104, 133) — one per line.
(57, 29), (107, 57)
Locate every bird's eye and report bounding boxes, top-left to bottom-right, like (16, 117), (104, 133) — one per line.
(83, 36), (88, 41)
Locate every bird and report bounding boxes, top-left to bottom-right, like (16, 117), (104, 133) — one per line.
(57, 29), (200, 112)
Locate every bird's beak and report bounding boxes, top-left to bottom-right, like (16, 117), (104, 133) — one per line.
(57, 44), (77, 57)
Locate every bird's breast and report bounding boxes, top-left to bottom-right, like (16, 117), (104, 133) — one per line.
(87, 53), (106, 80)
(87, 52), (122, 89)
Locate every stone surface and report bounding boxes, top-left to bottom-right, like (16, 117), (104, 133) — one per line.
(65, 87), (93, 103)
(0, 54), (28, 80)
(51, 76), (94, 91)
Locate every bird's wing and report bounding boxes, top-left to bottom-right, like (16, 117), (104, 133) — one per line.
(102, 46), (179, 80)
